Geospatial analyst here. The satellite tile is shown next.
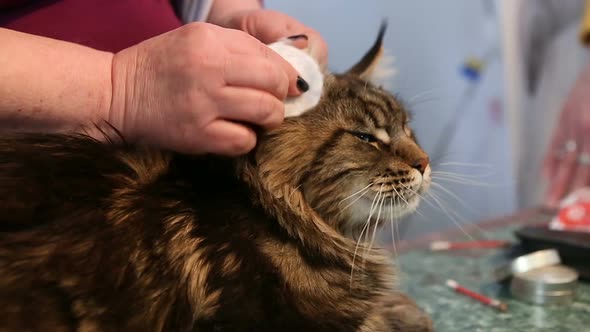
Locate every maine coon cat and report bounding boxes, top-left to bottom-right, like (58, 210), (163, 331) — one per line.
(0, 24), (433, 331)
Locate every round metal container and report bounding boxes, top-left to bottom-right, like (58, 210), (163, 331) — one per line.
(493, 249), (561, 281)
(510, 265), (578, 305)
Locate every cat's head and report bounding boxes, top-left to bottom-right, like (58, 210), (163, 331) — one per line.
(252, 23), (430, 239)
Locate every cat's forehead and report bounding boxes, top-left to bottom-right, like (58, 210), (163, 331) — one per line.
(324, 75), (408, 127)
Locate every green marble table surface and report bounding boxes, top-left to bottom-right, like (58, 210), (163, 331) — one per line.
(395, 209), (590, 332)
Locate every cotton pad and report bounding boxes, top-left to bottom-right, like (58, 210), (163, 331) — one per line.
(267, 39), (324, 118)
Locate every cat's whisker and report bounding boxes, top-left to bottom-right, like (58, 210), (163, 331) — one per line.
(389, 196), (398, 262)
(339, 191), (370, 218)
(431, 170), (493, 180)
(430, 181), (478, 209)
(428, 189), (468, 222)
(335, 184), (376, 221)
(427, 185), (489, 237)
(336, 183), (376, 221)
(400, 182), (476, 241)
(336, 189), (372, 219)
(431, 174), (499, 187)
(365, 189), (387, 259)
(350, 185), (382, 287)
(431, 172), (498, 186)
(393, 194), (411, 258)
(391, 185), (410, 207)
(408, 95), (444, 107)
(424, 190), (477, 241)
(339, 182), (374, 205)
(362, 188), (382, 250)
(389, 196), (400, 267)
(394, 196), (402, 252)
(350, 217), (371, 288)
(430, 153), (492, 168)
(429, 182), (478, 215)
(436, 161), (493, 169)
(432, 174), (498, 187)
(394, 184), (426, 219)
(338, 182), (374, 209)
(410, 206), (426, 219)
(361, 188), (384, 260)
(407, 88), (441, 104)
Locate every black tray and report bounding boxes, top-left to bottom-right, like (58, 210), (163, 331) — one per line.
(515, 224), (590, 281)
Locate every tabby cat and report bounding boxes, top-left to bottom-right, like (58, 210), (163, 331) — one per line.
(0, 24), (433, 331)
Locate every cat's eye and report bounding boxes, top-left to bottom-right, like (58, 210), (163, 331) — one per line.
(353, 132), (378, 143)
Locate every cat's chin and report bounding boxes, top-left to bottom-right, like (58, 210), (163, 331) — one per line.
(346, 193), (421, 230)
(420, 165), (432, 194)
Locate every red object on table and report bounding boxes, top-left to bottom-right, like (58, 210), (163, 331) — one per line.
(446, 279), (507, 312)
(430, 240), (512, 251)
(551, 187), (590, 233)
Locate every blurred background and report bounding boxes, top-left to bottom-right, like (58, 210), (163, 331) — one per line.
(266, 0), (589, 240)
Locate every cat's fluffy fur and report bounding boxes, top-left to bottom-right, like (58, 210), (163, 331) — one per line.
(0, 24), (433, 331)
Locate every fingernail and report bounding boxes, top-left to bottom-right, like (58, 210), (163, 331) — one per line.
(288, 34), (308, 41)
(296, 76), (309, 92)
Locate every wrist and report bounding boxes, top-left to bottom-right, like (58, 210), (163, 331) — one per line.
(108, 46), (140, 142)
(57, 46), (116, 140)
(93, 51), (116, 135)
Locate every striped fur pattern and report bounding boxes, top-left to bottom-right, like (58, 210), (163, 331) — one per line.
(0, 25), (433, 331)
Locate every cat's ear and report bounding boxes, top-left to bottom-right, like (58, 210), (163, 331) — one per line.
(345, 21), (396, 88)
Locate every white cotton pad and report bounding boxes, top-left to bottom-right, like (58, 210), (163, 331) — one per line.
(267, 40), (324, 118)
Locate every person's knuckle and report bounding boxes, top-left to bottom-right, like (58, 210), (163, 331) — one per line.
(254, 94), (277, 122)
(261, 60), (284, 95)
(260, 42), (273, 59)
(181, 25), (225, 69)
(270, 62), (289, 97)
(261, 58), (276, 77)
(185, 22), (215, 41)
(228, 133), (256, 155)
(217, 61), (233, 83)
(278, 72), (289, 97)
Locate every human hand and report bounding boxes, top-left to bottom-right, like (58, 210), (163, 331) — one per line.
(219, 9), (329, 67)
(542, 61), (590, 207)
(108, 22), (307, 156)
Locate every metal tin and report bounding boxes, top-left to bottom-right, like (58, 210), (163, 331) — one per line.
(493, 249), (561, 281)
(510, 265), (578, 305)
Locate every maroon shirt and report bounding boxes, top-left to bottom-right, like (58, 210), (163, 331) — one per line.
(0, 0), (183, 52)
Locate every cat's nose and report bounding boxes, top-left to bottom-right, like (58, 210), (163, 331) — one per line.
(411, 157), (429, 175)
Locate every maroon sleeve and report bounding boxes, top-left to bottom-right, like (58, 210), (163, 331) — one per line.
(0, 0), (33, 9)
(0, 0), (183, 53)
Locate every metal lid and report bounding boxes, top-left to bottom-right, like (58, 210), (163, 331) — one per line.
(510, 265), (578, 305)
(493, 249), (561, 280)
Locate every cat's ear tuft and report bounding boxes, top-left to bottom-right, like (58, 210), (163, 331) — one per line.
(345, 21), (396, 88)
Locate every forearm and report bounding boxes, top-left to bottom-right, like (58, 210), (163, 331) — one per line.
(206, 0), (263, 26)
(0, 28), (113, 134)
